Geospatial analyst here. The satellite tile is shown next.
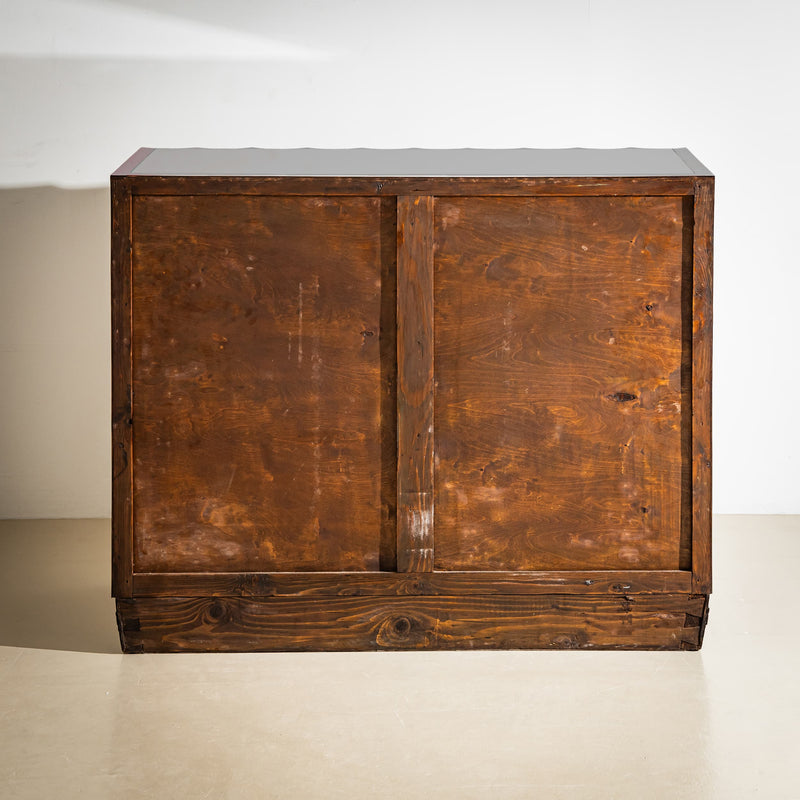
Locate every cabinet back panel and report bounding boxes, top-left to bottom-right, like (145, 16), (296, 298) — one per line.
(433, 196), (687, 571)
(131, 195), (396, 573)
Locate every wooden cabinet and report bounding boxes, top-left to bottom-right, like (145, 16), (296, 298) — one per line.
(112, 148), (713, 652)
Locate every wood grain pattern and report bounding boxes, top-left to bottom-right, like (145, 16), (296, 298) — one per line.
(116, 594), (708, 652)
(692, 178), (714, 593)
(397, 196), (435, 571)
(132, 569), (692, 597)
(111, 176), (133, 598)
(126, 175), (699, 198)
(434, 196), (689, 572)
(131, 195), (395, 573)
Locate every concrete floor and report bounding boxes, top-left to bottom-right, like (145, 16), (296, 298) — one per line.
(0, 515), (798, 798)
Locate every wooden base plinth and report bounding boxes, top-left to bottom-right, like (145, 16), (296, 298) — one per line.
(117, 594), (709, 653)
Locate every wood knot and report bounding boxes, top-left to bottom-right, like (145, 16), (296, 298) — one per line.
(375, 613), (426, 648)
(209, 602), (225, 619)
(606, 392), (637, 403)
(206, 600), (232, 624)
(393, 617), (412, 636)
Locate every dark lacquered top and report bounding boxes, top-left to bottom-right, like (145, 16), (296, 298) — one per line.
(118, 148), (712, 178)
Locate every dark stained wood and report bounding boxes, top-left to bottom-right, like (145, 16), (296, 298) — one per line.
(112, 148), (713, 651)
(116, 593), (708, 652)
(396, 196), (435, 572)
(132, 569), (693, 597)
(111, 176), (133, 598)
(126, 175), (699, 198)
(692, 178), (714, 593)
(378, 199), (399, 570)
(131, 195), (394, 573)
(434, 196), (688, 572)
(679, 196), (694, 571)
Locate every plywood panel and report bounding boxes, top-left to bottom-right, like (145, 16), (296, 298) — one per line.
(434, 196), (687, 571)
(131, 195), (395, 572)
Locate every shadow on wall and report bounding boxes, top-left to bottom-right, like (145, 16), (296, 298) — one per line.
(0, 186), (111, 519)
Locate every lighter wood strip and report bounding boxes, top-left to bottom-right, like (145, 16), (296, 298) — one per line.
(397, 196), (435, 572)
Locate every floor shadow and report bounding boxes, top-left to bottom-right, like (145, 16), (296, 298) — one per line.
(0, 519), (120, 654)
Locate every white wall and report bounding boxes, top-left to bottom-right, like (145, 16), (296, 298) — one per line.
(1, 0), (798, 516)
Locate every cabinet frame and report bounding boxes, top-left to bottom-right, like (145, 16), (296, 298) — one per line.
(112, 149), (712, 651)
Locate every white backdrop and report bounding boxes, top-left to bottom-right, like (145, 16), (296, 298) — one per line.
(1, 0), (798, 516)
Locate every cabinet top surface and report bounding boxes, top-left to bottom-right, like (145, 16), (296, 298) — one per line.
(118, 148), (712, 178)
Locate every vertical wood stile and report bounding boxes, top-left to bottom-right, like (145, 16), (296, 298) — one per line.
(111, 177), (134, 597)
(692, 178), (714, 593)
(397, 196), (435, 572)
